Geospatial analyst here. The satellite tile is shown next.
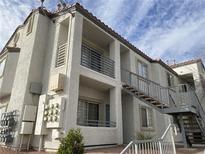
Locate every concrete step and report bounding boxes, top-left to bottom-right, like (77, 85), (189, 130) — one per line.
(185, 129), (201, 132)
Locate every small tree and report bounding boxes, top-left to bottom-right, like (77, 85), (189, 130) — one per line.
(57, 128), (84, 154)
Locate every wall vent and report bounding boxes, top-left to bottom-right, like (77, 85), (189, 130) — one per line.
(55, 43), (68, 67)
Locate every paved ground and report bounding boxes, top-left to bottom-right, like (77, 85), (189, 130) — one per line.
(85, 146), (205, 154)
(0, 146), (204, 154)
(176, 147), (205, 154)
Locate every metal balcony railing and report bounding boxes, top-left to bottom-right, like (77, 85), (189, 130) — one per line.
(81, 43), (115, 78)
(121, 69), (175, 107)
(77, 119), (116, 127)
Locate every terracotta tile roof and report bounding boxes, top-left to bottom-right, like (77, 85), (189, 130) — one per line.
(170, 59), (204, 68)
(151, 59), (178, 76)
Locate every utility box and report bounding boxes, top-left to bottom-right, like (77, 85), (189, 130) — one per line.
(30, 82), (42, 95)
(34, 95), (49, 135)
(22, 105), (37, 122)
(49, 73), (64, 92)
(45, 97), (65, 128)
(20, 122), (34, 135)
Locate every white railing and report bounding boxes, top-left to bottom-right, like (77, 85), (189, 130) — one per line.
(121, 69), (176, 108)
(120, 124), (176, 154)
(174, 84), (205, 135)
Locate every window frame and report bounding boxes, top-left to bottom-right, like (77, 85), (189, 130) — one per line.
(26, 15), (34, 35)
(178, 84), (188, 93)
(77, 99), (100, 127)
(140, 105), (154, 130)
(167, 72), (175, 87)
(13, 32), (20, 47)
(137, 60), (148, 79)
(0, 58), (7, 78)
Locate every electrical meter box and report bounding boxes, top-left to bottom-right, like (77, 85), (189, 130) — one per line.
(49, 73), (64, 92)
(34, 95), (49, 135)
(20, 122), (34, 135)
(44, 97), (65, 128)
(22, 105), (37, 122)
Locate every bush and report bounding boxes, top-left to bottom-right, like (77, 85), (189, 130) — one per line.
(136, 132), (153, 140)
(57, 128), (84, 154)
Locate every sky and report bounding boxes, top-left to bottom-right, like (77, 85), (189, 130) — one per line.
(0, 0), (205, 64)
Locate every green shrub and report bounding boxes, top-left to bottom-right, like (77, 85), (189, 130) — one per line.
(57, 128), (84, 154)
(136, 132), (153, 140)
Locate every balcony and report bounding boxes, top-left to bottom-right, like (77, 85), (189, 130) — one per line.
(81, 43), (115, 78)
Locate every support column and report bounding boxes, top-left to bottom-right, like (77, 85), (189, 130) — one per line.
(109, 40), (121, 81)
(65, 12), (83, 131)
(179, 114), (188, 148)
(109, 40), (123, 144)
(110, 86), (123, 144)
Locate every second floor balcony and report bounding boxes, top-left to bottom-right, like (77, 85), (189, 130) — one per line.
(81, 43), (115, 78)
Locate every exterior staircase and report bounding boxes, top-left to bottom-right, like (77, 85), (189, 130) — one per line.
(123, 84), (169, 110)
(180, 114), (205, 144)
(121, 69), (205, 148)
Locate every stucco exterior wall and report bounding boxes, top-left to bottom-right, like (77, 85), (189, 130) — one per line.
(173, 63), (205, 109)
(6, 12), (51, 148)
(0, 52), (19, 97)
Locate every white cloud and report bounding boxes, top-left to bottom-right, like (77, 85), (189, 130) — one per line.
(0, 0), (205, 63)
(0, 0), (37, 50)
(129, 0), (205, 61)
(124, 0), (156, 38)
(135, 18), (205, 57)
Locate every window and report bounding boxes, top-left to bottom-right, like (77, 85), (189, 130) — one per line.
(13, 32), (20, 47)
(140, 106), (153, 128)
(167, 73), (174, 87)
(106, 104), (110, 127)
(77, 99), (99, 127)
(200, 74), (205, 90)
(179, 84), (188, 92)
(27, 15), (34, 35)
(137, 61), (148, 78)
(0, 58), (6, 77)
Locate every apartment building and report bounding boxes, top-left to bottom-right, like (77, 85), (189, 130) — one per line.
(0, 3), (204, 152)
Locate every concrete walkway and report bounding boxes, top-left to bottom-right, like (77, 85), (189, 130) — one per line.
(85, 146), (205, 154)
(0, 146), (204, 154)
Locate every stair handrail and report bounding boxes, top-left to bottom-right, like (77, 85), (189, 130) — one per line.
(183, 84), (205, 122)
(192, 89), (205, 117)
(168, 90), (177, 107)
(120, 123), (176, 154)
(175, 84), (205, 135)
(121, 68), (176, 107)
(161, 123), (172, 139)
(191, 89), (205, 134)
(121, 68), (168, 89)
